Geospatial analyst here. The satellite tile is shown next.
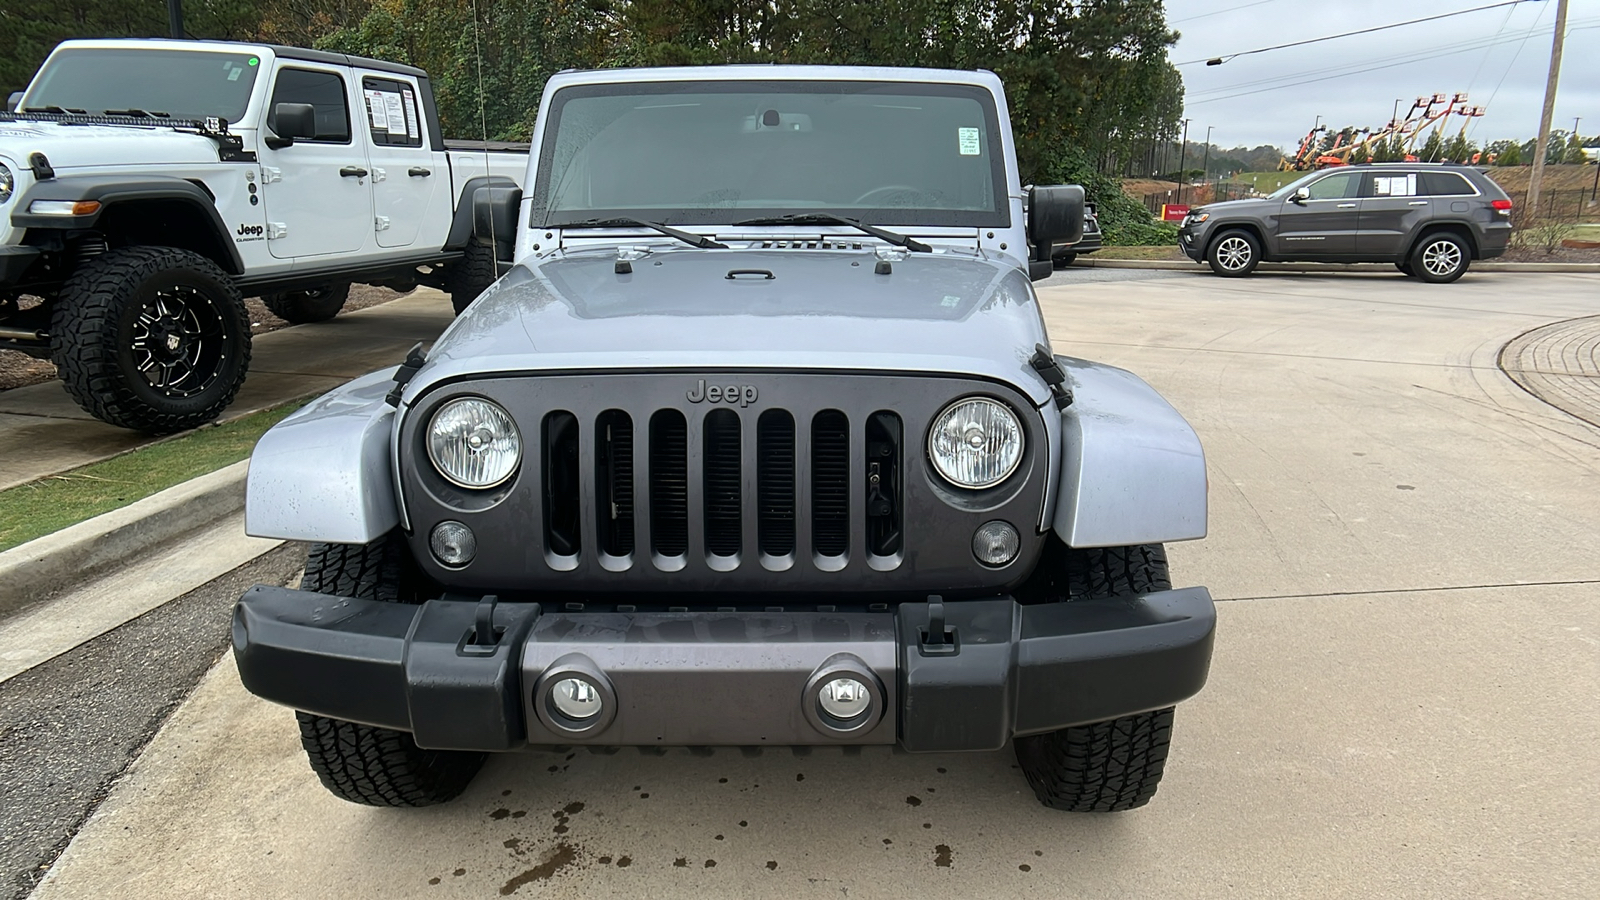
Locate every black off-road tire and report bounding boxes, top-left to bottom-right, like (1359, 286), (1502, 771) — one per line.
(1206, 229), (1260, 277)
(1052, 250), (1077, 269)
(1410, 232), (1470, 284)
(1014, 543), (1178, 812)
(51, 246), (251, 433)
(294, 536), (484, 807)
(445, 241), (497, 315)
(261, 282), (350, 324)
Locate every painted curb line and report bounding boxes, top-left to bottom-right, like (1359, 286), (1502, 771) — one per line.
(0, 460), (249, 617)
(1071, 258), (1600, 273)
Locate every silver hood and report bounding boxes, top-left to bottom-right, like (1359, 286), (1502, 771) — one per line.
(406, 248), (1054, 406)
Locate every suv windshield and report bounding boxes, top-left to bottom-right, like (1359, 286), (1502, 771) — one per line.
(24, 48), (261, 123)
(532, 80), (1009, 228)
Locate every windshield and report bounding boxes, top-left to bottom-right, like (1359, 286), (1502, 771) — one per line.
(25, 47), (261, 123)
(1267, 171), (1329, 199)
(532, 80), (1009, 229)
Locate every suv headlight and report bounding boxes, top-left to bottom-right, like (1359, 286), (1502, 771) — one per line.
(427, 397), (521, 488)
(928, 397), (1023, 488)
(0, 163), (14, 205)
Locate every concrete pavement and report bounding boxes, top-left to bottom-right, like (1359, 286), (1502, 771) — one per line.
(22, 269), (1600, 899)
(0, 288), (454, 491)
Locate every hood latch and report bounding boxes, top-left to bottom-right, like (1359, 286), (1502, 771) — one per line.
(1028, 344), (1073, 410)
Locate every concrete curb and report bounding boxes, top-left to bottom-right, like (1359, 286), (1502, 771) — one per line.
(0, 460), (249, 617)
(1072, 258), (1600, 273)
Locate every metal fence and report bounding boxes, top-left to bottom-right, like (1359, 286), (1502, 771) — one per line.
(1141, 182), (1259, 216)
(1501, 189), (1598, 225)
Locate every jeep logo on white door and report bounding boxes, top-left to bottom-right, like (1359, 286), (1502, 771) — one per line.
(687, 379), (758, 407)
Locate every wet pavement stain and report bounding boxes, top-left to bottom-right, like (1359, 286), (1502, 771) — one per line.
(882, 838), (892, 845)
(1033, 850), (1043, 857)
(490, 808), (512, 820)
(738, 820), (748, 827)
(428, 877), (441, 885)
(766, 861), (778, 870)
(905, 795), (922, 807)
(704, 859), (717, 868)
(499, 843), (578, 895)
(714, 834), (724, 841)
(1019, 864), (1032, 872)
(674, 858), (689, 868)
(502, 789), (513, 796)
(453, 868), (467, 877)
(934, 845), (953, 868)
(616, 856), (633, 867)
(922, 823), (932, 829)
(564, 801), (585, 814)
(639, 792), (650, 798)
(796, 773), (805, 781)
(503, 838), (521, 851)
(511, 810), (526, 818)
(598, 856), (613, 865)
(718, 777), (728, 783)
(936, 767), (947, 773)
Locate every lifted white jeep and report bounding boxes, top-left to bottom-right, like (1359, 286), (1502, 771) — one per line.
(0, 39), (525, 432)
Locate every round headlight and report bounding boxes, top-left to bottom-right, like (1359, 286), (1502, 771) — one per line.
(928, 397), (1023, 488)
(427, 397), (521, 488)
(0, 163), (14, 205)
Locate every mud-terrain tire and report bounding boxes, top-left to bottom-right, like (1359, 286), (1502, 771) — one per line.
(445, 241), (497, 315)
(52, 246), (250, 433)
(1410, 232), (1470, 284)
(1206, 229), (1260, 277)
(1014, 543), (1177, 812)
(294, 536), (484, 807)
(1052, 250), (1077, 269)
(261, 282), (350, 323)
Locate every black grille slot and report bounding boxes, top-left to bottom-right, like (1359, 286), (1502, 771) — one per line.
(811, 410), (850, 557)
(866, 411), (902, 556)
(703, 409), (742, 557)
(542, 411), (581, 557)
(757, 410), (796, 556)
(649, 410), (689, 557)
(596, 410), (634, 557)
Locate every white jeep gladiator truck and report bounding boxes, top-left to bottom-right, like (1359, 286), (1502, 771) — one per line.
(0, 39), (525, 432)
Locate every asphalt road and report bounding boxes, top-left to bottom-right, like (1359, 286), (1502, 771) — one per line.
(10, 267), (1600, 899)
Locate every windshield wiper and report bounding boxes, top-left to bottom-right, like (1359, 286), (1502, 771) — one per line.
(102, 108), (170, 119)
(732, 213), (932, 252)
(564, 217), (728, 249)
(21, 106), (87, 115)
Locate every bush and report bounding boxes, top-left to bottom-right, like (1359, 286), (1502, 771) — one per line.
(1514, 220), (1576, 255)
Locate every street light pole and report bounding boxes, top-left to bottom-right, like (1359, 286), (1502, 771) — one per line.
(167, 0), (184, 40)
(1178, 118), (1190, 206)
(1202, 125), (1214, 197)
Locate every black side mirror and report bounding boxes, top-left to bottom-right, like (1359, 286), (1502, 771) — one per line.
(1026, 184), (1086, 281)
(6, 92), (21, 113)
(473, 185), (523, 265)
(1290, 186), (1310, 204)
(266, 102), (317, 149)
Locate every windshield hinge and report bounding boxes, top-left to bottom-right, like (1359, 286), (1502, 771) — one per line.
(1029, 344), (1073, 410)
(385, 342), (428, 407)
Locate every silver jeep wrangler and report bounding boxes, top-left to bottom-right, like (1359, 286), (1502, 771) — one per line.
(233, 66), (1214, 813)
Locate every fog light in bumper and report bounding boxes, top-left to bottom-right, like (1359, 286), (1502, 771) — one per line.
(818, 677), (871, 720)
(972, 520), (1020, 567)
(429, 521), (477, 566)
(551, 677), (602, 720)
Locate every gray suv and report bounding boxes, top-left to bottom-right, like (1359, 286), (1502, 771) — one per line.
(1178, 163), (1513, 283)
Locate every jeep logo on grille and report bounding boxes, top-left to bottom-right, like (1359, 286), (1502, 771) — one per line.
(687, 379), (759, 407)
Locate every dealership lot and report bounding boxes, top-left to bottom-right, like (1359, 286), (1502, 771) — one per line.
(8, 268), (1598, 899)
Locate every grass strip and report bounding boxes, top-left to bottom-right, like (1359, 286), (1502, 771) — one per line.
(1088, 246), (1188, 261)
(0, 401), (309, 552)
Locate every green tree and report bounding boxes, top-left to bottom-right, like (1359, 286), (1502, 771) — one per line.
(1442, 134), (1473, 164)
(1562, 133), (1587, 164)
(1495, 141), (1522, 165)
(1418, 129), (1445, 162)
(1349, 142), (1370, 165)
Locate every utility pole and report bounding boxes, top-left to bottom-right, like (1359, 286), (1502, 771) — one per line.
(167, 0), (184, 39)
(1177, 118), (1190, 206)
(1526, 0), (1568, 224)
(1202, 125), (1214, 195)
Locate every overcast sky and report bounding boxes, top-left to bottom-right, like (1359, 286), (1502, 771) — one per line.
(1170, 0), (1599, 150)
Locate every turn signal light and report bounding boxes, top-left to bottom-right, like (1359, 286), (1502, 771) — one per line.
(1490, 199), (1513, 211)
(28, 200), (101, 216)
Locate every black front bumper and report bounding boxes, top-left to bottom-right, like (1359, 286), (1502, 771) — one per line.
(0, 246), (42, 286)
(1179, 226), (1206, 261)
(233, 587), (1215, 753)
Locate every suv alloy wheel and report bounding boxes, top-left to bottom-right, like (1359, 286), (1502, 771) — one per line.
(1411, 233), (1470, 284)
(1207, 230), (1260, 277)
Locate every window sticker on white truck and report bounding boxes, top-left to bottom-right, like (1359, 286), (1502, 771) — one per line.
(364, 89), (387, 131)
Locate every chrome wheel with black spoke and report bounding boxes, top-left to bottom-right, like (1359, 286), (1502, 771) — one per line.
(53, 246), (250, 433)
(1206, 230), (1260, 277)
(1412, 233), (1469, 284)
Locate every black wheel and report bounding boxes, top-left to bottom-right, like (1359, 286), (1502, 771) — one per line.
(445, 242), (497, 315)
(1014, 543), (1178, 812)
(1410, 232), (1470, 284)
(294, 535), (484, 807)
(1052, 251), (1077, 269)
(52, 246), (250, 433)
(260, 282), (350, 324)
(1206, 229), (1260, 277)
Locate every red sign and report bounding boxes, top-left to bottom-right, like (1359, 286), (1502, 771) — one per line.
(1161, 204), (1190, 222)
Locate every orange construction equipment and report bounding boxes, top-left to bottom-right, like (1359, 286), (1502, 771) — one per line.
(1281, 93), (1487, 170)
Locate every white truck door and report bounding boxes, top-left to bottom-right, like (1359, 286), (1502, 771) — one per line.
(359, 74), (439, 249)
(260, 64), (372, 260)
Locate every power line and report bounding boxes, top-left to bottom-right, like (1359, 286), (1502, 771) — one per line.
(1176, 0), (1534, 66)
(1171, 0), (1282, 25)
(1186, 17), (1599, 101)
(1470, 0), (1552, 139)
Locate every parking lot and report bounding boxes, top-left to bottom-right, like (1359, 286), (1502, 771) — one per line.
(9, 267), (1599, 899)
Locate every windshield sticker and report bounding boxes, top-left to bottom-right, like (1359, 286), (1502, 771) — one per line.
(248, 57), (259, 66)
(958, 127), (980, 156)
(364, 90), (388, 131)
(402, 88), (420, 139)
(383, 92), (406, 134)
(941, 295), (962, 307)
(226, 66), (243, 82)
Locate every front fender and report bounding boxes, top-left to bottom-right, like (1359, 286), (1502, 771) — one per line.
(245, 368), (400, 543)
(1051, 357), (1207, 548)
